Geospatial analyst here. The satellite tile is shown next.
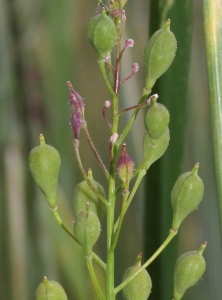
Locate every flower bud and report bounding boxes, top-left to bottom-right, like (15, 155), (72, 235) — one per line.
(171, 163), (204, 231)
(143, 128), (170, 169)
(35, 276), (68, 300)
(29, 135), (61, 207)
(143, 19), (177, 91)
(122, 253), (152, 300)
(117, 144), (134, 187)
(174, 243), (207, 300)
(74, 203), (101, 255)
(73, 169), (106, 221)
(87, 9), (118, 59)
(145, 96), (170, 140)
(71, 110), (83, 139)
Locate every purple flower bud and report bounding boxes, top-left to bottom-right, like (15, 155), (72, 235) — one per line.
(67, 81), (84, 118)
(125, 39), (134, 48)
(117, 144), (134, 186)
(71, 110), (83, 139)
(132, 63), (139, 74)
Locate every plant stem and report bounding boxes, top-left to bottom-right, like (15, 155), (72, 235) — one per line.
(202, 0), (222, 240)
(73, 139), (108, 206)
(98, 61), (116, 98)
(50, 206), (106, 270)
(82, 122), (109, 179)
(116, 88), (150, 149)
(114, 229), (177, 295)
(111, 190), (129, 251)
(86, 255), (106, 300)
(114, 170), (146, 233)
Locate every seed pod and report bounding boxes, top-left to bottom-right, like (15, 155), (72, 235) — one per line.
(29, 134), (61, 208)
(87, 9), (118, 59)
(143, 128), (170, 169)
(122, 254), (152, 300)
(171, 163), (204, 231)
(143, 19), (177, 91)
(174, 243), (207, 300)
(73, 169), (106, 221)
(35, 276), (68, 300)
(145, 97), (170, 140)
(74, 203), (101, 255)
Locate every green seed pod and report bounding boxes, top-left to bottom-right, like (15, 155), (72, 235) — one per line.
(143, 128), (170, 169)
(143, 19), (177, 91)
(87, 9), (118, 59)
(122, 254), (152, 300)
(145, 96), (170, 140)
(74, 203), (101, 255)
(29, 134), (61, 207)
(171, 163), (204, 231)
(35, 276), (68, 300)
(174, 242), (207, 300)
(73, 169), (106, 221)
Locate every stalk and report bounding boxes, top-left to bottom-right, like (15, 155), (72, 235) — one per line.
(202, 0), (222, 240)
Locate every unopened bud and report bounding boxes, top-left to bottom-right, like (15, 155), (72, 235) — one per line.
(117, 144), (134, 187)
(67, 81), (84, 117)
(71, 110), (83, 139)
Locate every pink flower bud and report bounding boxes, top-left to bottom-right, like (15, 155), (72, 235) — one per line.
(67, 81), (84, 118)
(132, 63), (139, 74)
(117, 144), (134, 186)
(125, 39), (134, 48)
(71, 110), (83, 139)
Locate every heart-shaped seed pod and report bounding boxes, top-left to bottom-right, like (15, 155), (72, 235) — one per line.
(35, 276), (68, 300)
(29, 134), (61, 208)
(145, 97), (170, 140)
(143, 128), (170, 169)
(122, 254), (152, 300)
(73, 169), (106, 221)
(171, 163), (204, 231)
(174, 242), (207, 300)
(87, 9), (118, 59)
(143, 19), (177, 91)
(74, 203), (101, 255)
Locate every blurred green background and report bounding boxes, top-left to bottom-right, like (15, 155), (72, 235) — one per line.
(0, 0), (222, 299)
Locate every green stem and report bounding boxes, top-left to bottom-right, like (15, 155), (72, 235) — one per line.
(116, 88), (150, 149)
(86, 255), (106, 300)
(202, 0), (222, 240)
(114, 229), (177, 295)
(98, 61), (116, 98)
(111, 190), (129, 251)
(114, 170), (146, 232)
(73, 139), (108, 206)
(50, 206), (106, 270)
(82, 122), (109, 179)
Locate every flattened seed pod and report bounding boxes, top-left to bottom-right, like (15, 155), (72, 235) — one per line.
(122, 254), (152, 300)
(143, 128), (170, 169)
(144, 19), (177, 91)
(174, 243), (207, 300)
(74, 204), (101, 255)
(171, 163), (204, 231)
(145, 97), (170, 140)
(73, 169), (106, 221)
(87, 9), (118, 59)
(35, 277), (68, 300)
(29, 134), (61, 208)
